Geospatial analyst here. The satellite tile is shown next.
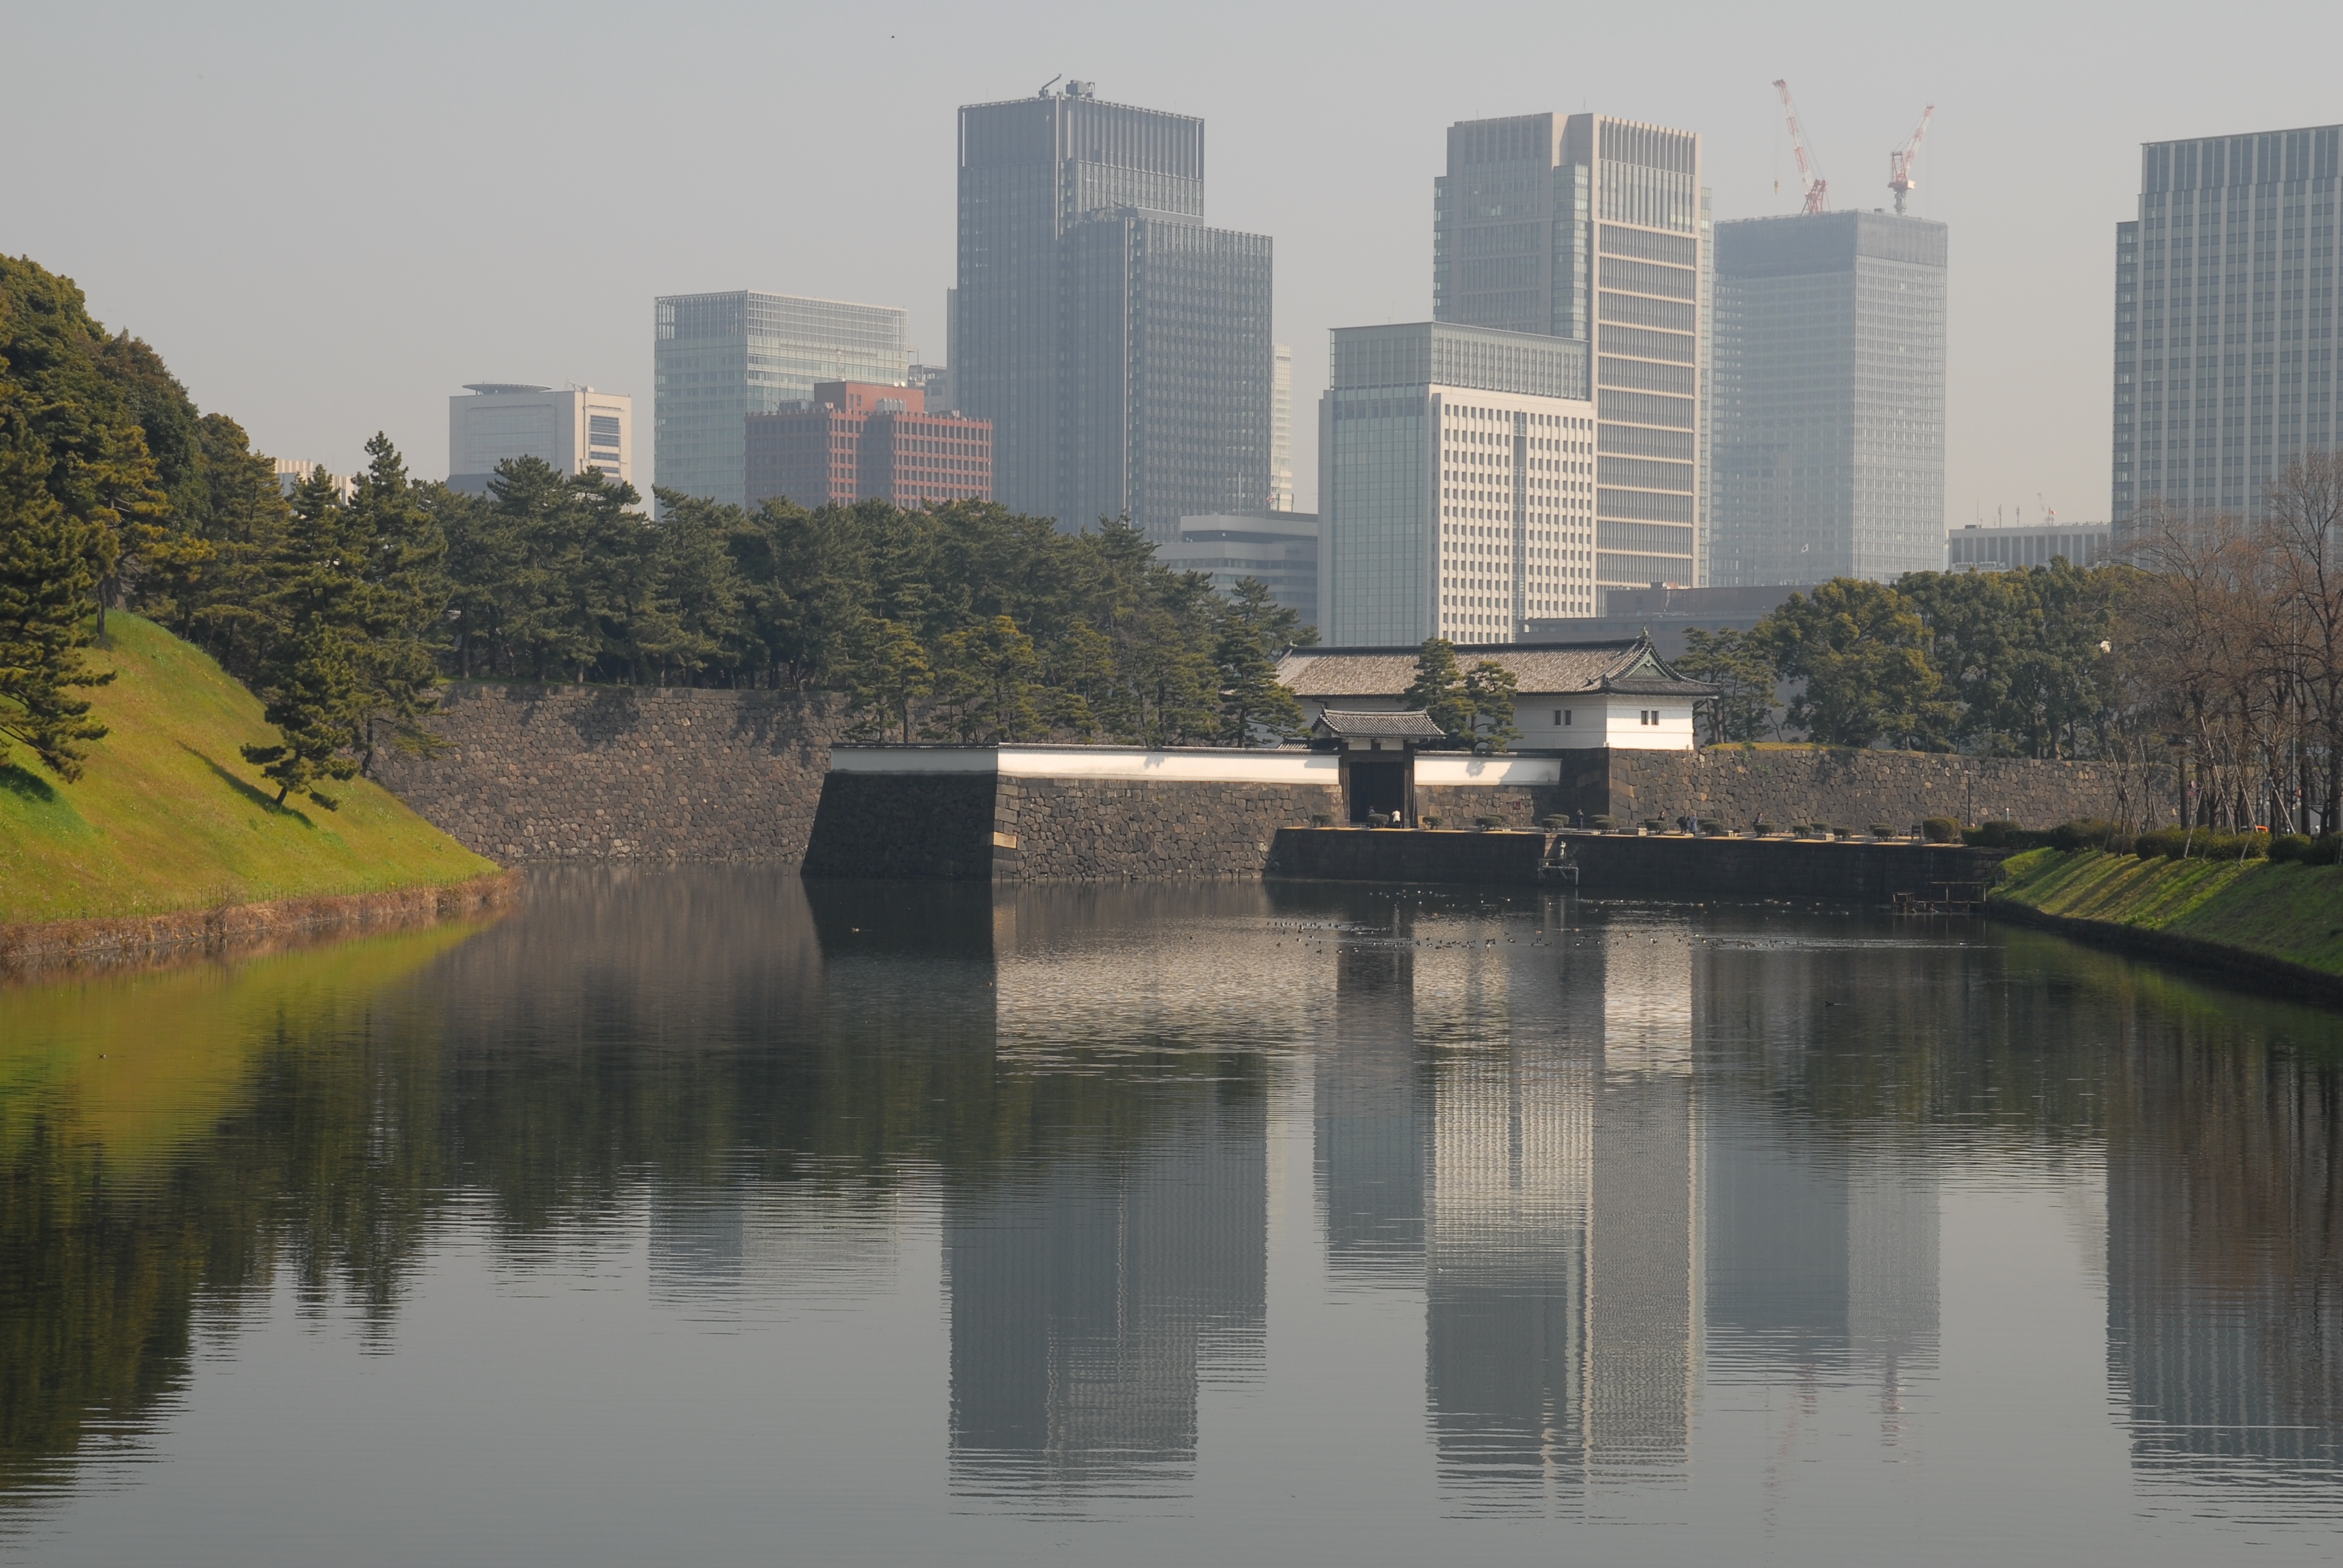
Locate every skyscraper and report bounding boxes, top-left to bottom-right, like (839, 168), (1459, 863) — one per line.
(1319, 321), (1594, 647)
(1271, 342), (1296, 511)
(653, 291), (907, 509)
(447, 384), (632, 495)
(955, 81), (1273, 541)
(1435, 114), (1707, 602)
(2113, 125), (2343, 534)
(1709, 212), (1948, 585)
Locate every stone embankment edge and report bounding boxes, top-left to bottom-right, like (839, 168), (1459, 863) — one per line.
(1982, 895), (2343, 1010)
(0, 872), (523, 978)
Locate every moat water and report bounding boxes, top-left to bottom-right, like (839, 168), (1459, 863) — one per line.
(2, 868), (2341, 1564)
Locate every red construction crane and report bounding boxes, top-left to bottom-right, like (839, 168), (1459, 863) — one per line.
(1772, 79), (1828, 214)
(1889, 105), (1935, 216)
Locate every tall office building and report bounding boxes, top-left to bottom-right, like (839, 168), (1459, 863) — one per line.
(2113, 125), (2343, 534)
(955, 82), (1273, 541)
(446, 383), (633, 495)
(1160, 509), (1319, 628)
(1319, 321), (1594, 647)
(1271, 342), (1296, 511)
(743, 381), (991, 511)
(653, 291), (907, 508)
(1709, 212), (1948, 585)
(1435, 114), (1708, 599)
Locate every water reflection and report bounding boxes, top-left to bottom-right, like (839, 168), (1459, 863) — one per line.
(2, 871), (2342, 1558)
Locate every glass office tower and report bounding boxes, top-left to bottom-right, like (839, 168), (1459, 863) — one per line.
(956, 82), (1273, 541)
(1435, 114), (1706, 601)
(1709, 212), (1948, 585)
(1320, 322), (1594, 647)
(2113, 125), (2343, 535)
(653, 291), (907, 509)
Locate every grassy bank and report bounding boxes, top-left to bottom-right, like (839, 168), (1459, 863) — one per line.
(1, 615), (500, 924)
(1989, 846), (2343, 985)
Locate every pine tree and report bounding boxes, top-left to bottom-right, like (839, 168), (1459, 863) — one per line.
(1462, 660), (1522, 751)
(238, 466), (364, 806)
(1403, 638), (1475, 743)
(1214, 578), (1304, 743)
(345, 434), (448, 769)
(239, 624), (361, 807)
(847, 617), (932, 742)
(0, 397), (113, 779)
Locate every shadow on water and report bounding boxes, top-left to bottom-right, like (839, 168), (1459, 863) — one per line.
(1, 868), (2341, 1540)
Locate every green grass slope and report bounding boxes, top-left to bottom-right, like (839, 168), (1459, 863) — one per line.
(1, 615), (500, 924)
(1991, 847), (2343, 981)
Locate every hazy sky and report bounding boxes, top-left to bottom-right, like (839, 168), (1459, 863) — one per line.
(8, 0), (2337, 530)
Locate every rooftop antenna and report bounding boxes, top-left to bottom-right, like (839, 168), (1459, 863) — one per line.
(1772, 79), (1828, 214)
(1888, 105), (1935, 215)
(1037, 73), (1062, 98)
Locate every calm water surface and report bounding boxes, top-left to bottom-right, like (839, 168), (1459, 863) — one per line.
(3, 868), (2341, 1564)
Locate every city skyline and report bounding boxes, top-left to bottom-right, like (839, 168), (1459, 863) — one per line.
(13, 2), (2338, 534)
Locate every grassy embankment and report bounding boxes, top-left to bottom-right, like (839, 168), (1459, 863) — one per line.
(1, 614), (500, 926)
(1989, 846), (2343, 987)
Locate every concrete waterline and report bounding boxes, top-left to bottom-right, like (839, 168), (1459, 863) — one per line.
(1267, 827), (2006, 906)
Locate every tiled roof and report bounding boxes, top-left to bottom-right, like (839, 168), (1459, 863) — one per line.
(1311, 708), (1450, 739)
(1276, 638), (1699, 698)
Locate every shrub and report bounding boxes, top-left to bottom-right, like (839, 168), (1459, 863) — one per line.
(2138, 827), (2271, 861)
(1640, 817), (1665, 832)
(1921, 817), (1961, 843)
(1541, 815), (1571, 830)
(2269, 832), (2313, 863)
(1965, 819), (2026, 848)
(1868, 823), (1895, 838)
(1752, 822), (1778, 837)
(1474, 814), (1506, 829)
(2048, 818), (2132, 854)
(1591, 814), (1617, 831)
(1309, 813), (1332, 828)
(1420, 814), (1443, 829)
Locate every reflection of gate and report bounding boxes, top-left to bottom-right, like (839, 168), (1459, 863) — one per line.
(1346, 758), (1407, 823)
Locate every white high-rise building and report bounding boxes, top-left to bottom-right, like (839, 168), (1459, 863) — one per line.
(1270, 343), (1296, 511)
(447, 384), (633, 495)
(1319, 322), (1595, 647)
(1435, 114), (1708, 598)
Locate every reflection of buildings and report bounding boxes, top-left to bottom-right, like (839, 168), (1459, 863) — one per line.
(946, 885), (1276, 1502)
(1703, 1117), (1939, 1396)
(945, 1099), (1267, 1498)
(1693, 932), (1939, 1411)
(2108, 1028), (2343, 1492)
(1318, 936), (1426, 1285)
(1330, 912), (1700, 1503)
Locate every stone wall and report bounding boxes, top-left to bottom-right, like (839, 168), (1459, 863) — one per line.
(1001, 777), (1343, 880)
(797, 772), (997, 880)
(373, 683), (848, 863)
(1587, 748), (2115, 832)
(801, 769), (1342, 881)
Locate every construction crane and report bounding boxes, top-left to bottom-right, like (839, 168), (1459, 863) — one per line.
(1889, 105), (1935, 215)
(1772, 79), (1828, 214)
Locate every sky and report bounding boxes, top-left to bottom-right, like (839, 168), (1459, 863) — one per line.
(7, 0), (2338, 532)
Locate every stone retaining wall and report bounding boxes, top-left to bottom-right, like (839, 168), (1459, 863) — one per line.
(374, 686), (2126, 874)
(1590, 748), (2115, 832)
(373, 683), (848, 863)
(801, 769), (1343, 881)
(1000, 778), (1342, 880)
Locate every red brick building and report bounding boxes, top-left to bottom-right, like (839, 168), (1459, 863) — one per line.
(743, 381), (992, 511)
